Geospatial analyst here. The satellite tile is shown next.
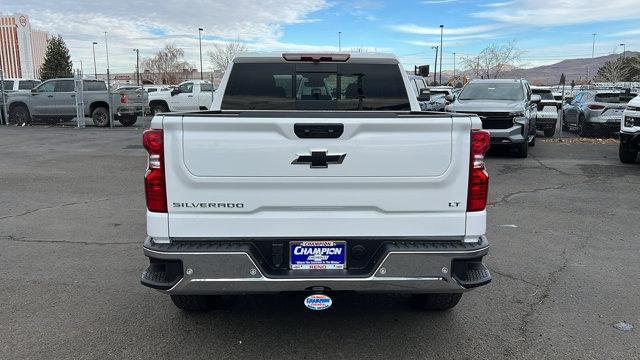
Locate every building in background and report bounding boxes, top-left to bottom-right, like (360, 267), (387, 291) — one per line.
(0, 14), (48, 79)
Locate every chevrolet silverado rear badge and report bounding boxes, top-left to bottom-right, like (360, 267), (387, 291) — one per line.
(292, 150), (346, 168)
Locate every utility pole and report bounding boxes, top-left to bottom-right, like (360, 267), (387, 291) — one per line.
(133, 49), (140, 86)
(620, 43), (626, 59)
(431, 46), (438, 85)
(589, 33), (596, 82)
(439, 25), (444, 85)
(338, 32), (342, 51)
(92, 42), (98, 79)
(198, 28), (204, 80)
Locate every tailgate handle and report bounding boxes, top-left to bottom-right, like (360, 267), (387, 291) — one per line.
(294, 123), (343, 139)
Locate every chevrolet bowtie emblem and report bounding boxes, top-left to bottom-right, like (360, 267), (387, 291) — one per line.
(292, 150), (346, 168)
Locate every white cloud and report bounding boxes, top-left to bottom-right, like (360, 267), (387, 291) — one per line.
(608, 28), (640, 37)
(478, 1), (515, 7)
(3, 0), (329, 72)
(473, 0), (640, 26)
(390, 23), (500, 35)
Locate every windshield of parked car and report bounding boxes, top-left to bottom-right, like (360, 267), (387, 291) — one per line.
(459, 82), (525, 101)
(532, 89), (554, 101)
(221, 63), (410, 111)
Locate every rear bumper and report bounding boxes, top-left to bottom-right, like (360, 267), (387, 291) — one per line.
(535, 114), (557, 128)
(141, 236), (490, 294)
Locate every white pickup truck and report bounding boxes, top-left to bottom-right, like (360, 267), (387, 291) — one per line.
(147, 80), (215, 114)
(140, 53), (491, 312)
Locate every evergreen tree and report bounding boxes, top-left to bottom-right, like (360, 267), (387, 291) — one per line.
(39, 35), (73, 81)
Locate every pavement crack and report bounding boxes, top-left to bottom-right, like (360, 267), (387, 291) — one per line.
(0, 235), (138, 246)
(491, 269), (541, 288)
(529, 155), (578, 177)
(0, 197), (118, 221)
(488, 178), (606, 206)
(518, 247), (570, 338)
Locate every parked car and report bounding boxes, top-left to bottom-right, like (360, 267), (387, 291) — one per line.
(140, 52), (491, 312)
(430, 86), (454, 111)
(531, 86), (559, 137)
(5, 78), (148, 127)
(407, 75), (437, 111)
(619, 94), (640, 163)
(562, 90), (635, 136)
(1, 78), (41, 92)
(147, 80), (215, 114)
(446, 79), (540, 158)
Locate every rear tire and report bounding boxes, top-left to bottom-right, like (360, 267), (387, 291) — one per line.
(118, 115), (137, 127)
(170, 295), (221, 311)
(544, 128), (555, 137)
(514, 140), (528, 158)
(411, 293), (462, 311)
(92, 106), (110, 127)
(578, 115), (591, 137)
(150, 103), (169, 115)
(9, 104), (31, 125)
(619, 142), (638, 164)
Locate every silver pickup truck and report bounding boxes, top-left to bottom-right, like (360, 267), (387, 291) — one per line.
(5, 78), (148, 127)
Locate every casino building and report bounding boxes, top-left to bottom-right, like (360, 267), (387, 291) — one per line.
(0, 14), (48, 79)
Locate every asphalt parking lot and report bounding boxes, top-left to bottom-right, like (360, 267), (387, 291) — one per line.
(1, 121), (639, 359)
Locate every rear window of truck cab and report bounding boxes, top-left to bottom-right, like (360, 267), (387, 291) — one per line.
(221, 63), (410, 111)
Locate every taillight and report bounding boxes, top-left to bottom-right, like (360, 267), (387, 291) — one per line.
(143, 129), (167, 213)
(587, 104), (604, 110)
(120, 94), (127, 103)
(468, 130), (490, 212)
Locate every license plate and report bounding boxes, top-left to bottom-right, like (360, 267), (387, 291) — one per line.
(290, 241), (346, 270)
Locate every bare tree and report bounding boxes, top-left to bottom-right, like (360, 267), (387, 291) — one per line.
(461, 41), (524, 79)
(208, 40), (248, 73)
(141, 44), (192, 84)
(595, 58), (630, 83)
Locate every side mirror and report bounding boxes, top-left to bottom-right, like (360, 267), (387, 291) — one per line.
(31, 88), (37, 93)
(445, 94), (454, 102)
(417, 88), (430, 102)
(530, 94), (542, 103)
(170, 88), (180, 96)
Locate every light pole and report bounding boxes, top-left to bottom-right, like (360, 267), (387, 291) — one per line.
(453, 52), (456, 81)
(92, 42), (98, 79)
(104, 32), (113, 127)
(338, 31), (342, 51)
(590, 33), (596, 82)
(198, 28), (204, 80)
(133, 49), (140, 86)
(439, 25), (444, 85)
(620, 43), (626, 59)
(431, 46), (438, 85)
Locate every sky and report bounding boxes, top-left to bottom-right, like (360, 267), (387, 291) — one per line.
(3, 0), (640, 74)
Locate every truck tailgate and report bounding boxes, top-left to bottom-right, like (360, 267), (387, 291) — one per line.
(163, 112), (473, 238)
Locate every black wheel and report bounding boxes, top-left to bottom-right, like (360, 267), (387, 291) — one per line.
(9, 104), (31, 125)
(92, 107), (110, 127)
(150, 103), (169, 115)
(118, 115), (137, 127)
(411, 293), (462, 311)
(619, 142), (638, 164)
(544, 128), (555, 137)
(514, 140), (528, 158)
(577, 115), (591, 137)
(170, 295), (221, 311)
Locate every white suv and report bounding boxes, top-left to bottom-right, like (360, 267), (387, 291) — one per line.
(620, 94), (640, 163)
